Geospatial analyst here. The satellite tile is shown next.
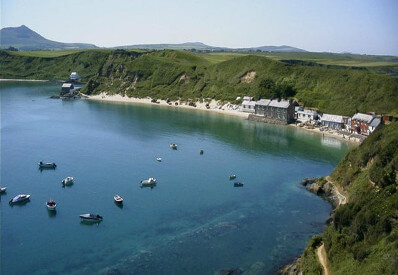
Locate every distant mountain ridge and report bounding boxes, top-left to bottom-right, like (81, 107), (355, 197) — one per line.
(114, 42), (306, 52)
(0, 25), (98, 50)
(0, 25), (306, 52)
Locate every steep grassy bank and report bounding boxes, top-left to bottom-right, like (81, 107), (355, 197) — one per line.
(298, 122), (398, 274)
(1, 49), (397, 116)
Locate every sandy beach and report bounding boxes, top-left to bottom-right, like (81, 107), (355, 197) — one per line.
(85, 92), (250, 119)
(86, 92), (359, 145)
(0, 79), (49, 82)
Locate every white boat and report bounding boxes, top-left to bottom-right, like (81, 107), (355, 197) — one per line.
(61, 176), (74, 185)
(156, 157), (162, 162)
(79, 213), (103, 221)
(140, 177), (157, 186)
(114, 195), (123, 203)
(9, 194), (30, 204)
(170, 143), (177, 149)
(0, 187), (7, 193)
(46, 200), (57, 210)
(38, 161), (56, 169)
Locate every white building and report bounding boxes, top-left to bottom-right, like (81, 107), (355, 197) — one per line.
(69, 72), (80, 82)
(241, 100), (256, 113)
(295, 107), (319, 123)
(321, 114), (345, 130)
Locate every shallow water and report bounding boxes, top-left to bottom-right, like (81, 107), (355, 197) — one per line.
(1, 82), (351, 274)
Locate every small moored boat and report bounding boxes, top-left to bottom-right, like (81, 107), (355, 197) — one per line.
(170, 143), (178, 150)
(156, 157), (162, 162)
(0, 187), (7, 193)
(9, 194), (30, 204)
(114, 195), (123, 203)
(234, 182), (244, 187)
(140, 177), (157, 185)
(61, 176), (74, 185)
(46, 200), (57, 210)
(38, 161), (57, 169)
(79, 213), (103, 221)
(229, 175), (236, 180)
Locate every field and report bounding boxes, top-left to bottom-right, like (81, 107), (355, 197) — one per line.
(12, 50), (84, 57)
(198, 51), (398, 71)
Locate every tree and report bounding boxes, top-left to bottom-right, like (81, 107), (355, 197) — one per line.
(257, 78), (277, 99)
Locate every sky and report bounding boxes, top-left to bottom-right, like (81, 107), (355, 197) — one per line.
(1, 0), (398, 55)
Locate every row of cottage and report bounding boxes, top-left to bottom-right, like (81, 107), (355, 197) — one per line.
(240, 97), (382, 136)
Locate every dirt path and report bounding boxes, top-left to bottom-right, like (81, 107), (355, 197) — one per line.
(326, 176), (347, 205)
(317, 243), (329, 275)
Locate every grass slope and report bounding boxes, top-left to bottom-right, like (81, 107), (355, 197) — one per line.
(1, 49), (397, 116)
(300, 122), (398, 274)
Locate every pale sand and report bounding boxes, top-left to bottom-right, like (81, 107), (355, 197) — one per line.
(0, 79), (49, 82)
(85, 92), (249, 119)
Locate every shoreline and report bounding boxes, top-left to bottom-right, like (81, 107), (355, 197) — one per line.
(84, 92), (250, 119)
(0, 78), (49, 82)
(85, 92), (359, 145)
(288, 123), (360, 145)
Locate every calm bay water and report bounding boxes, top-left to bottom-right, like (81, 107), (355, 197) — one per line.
(1, 82), (351, 274)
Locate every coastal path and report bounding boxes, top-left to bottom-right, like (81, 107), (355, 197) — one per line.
(317, 243), (330, 275)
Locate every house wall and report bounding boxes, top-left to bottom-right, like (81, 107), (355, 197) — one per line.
(254, 104), (294, 123)
(350, 120), (370, 135)
(242, 104), (255, 113)
(322, 120), (343, 130)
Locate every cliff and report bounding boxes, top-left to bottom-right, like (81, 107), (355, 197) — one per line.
(296, 122), (398, 274)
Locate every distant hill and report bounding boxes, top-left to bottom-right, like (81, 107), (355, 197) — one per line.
(1, 25), (306, 52)
(0, 25), (98, 50)
(114, 42), (306, 52)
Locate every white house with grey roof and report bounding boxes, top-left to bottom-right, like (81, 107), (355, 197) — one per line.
(320, 114), (345, 130)
(295, 107), (319, 123)
(240, 96), (255, 113)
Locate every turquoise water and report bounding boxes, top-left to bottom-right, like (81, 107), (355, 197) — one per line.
(1, 82), (351, 274)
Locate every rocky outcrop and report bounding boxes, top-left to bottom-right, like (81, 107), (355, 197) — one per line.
(240, 71), (256, 83)
(278, 257), (302, 275)
(300, 177), (339, 208)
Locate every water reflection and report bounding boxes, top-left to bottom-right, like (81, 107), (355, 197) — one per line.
(114, 201), (124, 209)
(80, 220), (102, 226)
(86, 101), (351, 163)
(47, 210), (57, 218)
(8, 200), (30, 207)
(321, 136), (343, 148)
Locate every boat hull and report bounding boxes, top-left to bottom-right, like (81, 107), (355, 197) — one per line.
(46, 205), (56, 210)
(62, 177), (74, 185)
(114, 195), (123, 203)
(9, 194), (30, 204)
(39, 162), (56, 169)
(79, 214), (103, 221)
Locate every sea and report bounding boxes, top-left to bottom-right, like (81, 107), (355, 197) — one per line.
(0, 81), (352, 274)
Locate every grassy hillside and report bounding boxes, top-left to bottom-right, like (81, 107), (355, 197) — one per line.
(1, 49), (397, 116)
(299, 122), (398, 274)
